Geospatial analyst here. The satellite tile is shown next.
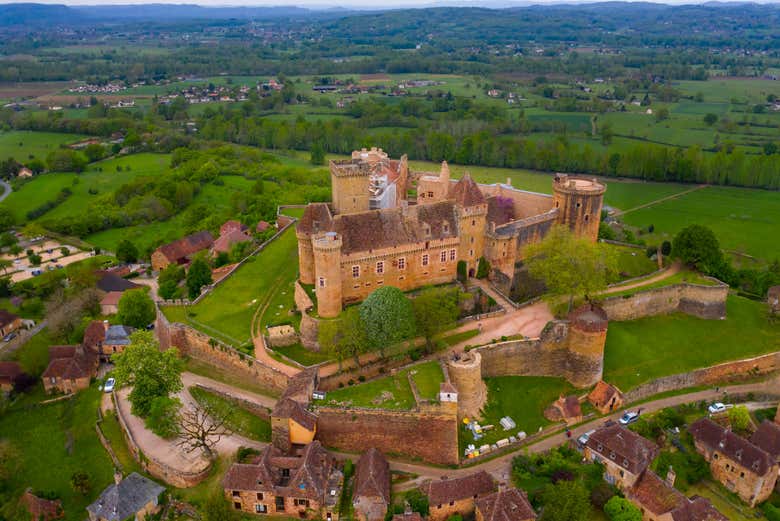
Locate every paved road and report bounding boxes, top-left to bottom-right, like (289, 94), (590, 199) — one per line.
(0, 180), (10, 203)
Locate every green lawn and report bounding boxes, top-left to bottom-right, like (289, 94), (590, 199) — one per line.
(604, 269), (719, 299)
(1, 328), (56, 376)
(604, 294), (780, 391)
(189, 386), (271, 442)
(162, 226), (299, 347)
(0, 130), (87, 162)
(608, 243), (659, 280)
(622, 185), (780, 261)
(322, 361), (443, 410)
(98, 410), (144, 475)
(271, 342), (332, 367)
(0, 386), (114, 521)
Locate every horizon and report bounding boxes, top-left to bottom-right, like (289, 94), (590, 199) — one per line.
(4, 0), (780, 7)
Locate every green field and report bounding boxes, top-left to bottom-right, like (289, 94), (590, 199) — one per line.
(0, 387), (114, 521)
(162, 226), (299, 347)
(622, 185), (780, 261)
(0, 130), (87, 162)
(322, 361), (443, 410)
(604, 294), (780, 391)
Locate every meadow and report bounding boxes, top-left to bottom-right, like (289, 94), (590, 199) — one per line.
(0, 130), (86, 162)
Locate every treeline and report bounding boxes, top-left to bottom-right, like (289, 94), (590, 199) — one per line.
(27, 187), (72, 220)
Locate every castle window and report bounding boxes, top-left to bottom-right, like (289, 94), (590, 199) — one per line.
(469, 249), (474, 257)
(450, 249), (456, 261)
(440, 251), (447, 262)
(376, 261), (384, 274)
(443, 222), (450, 234)
(257, 493), (264, 500)
(255, 505), (267, 514)
(233, 491), (240, 497)
(398, 275), (405, 281)
(398, 257), (406, 270)
(352, 266), (360, 278)
(555, 201), (559, 208)
(471, 219), (476, 226)
(576, 202), (581, 208)
(423, 223), (431, 237)
(470, 237), (475, 244)
(584, 214), (589, 222)
(427, 191), (434, 198)
(422, 254), (429, 266)
(377, 280), (383, 285)
(234, 502), (241, 510)
(318, 277), (326, 288)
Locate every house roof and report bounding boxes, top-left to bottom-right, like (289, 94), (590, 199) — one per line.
(450, 174), (486, 208)
(354, 448), (390, 503)
(212, 228), (252, 254)
(689, 418), (775, 477)
(629, 470), (684, 515)
(256, 221), (271, 232)
(586, 424), (658, 476)
(393, 513), (423, 521)
(96, 272), (141, 293)
(476, 487), (536, 521)
(0, 361), (22, 385)
(155, 231), (214, 263)
(297, 203), (333, 235)
(105, 325), (134, 345)
(486, 196), (515, 227)
(0, 309), (20, 328)
(421, 471), (496, 506)
(751, 420), (780, 461)
(83, 321), (107, 349)
(100, 291), (123, 307)
(86, 473), (164, 521)
(670, 496), (728, 521)
(440, 382), (457, 394)
(272, 398), (317, 431)
(220, 220), (248, 236)
(42, 346), (96, 380)
(557, 395), (582, 418)
(588, 381), (622, 408)
(21, 489), (63, 521)
(49, 345), (77, 359)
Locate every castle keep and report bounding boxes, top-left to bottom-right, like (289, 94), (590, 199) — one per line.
(297, 148), (605, 317)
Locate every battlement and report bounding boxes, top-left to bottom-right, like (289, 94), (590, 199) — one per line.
(552, 173), (606, 195)
(313, 231), (342, 251)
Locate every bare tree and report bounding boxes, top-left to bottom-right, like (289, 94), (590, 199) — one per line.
(176, 401), (232, 459)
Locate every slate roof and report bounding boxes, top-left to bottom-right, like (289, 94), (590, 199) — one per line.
(586, 424), (658, 476)
(450, 174), (486, 208)
(354, 448), (390, 503)
(86, 473), (164, 521)
(0, 309), (20, 328)
(0, 361), (22, 385)
(689, 418), (775, 477)
(105, 325), (134, 346)
(750, 420), (780, 461)
(476, 487), (536, 521)
(155, 231), (214, 263)
(421, 471), (496, 506)
(297, 203), (333, 235)
(96, 272), (141, 293)
(670, 496), (728, 521)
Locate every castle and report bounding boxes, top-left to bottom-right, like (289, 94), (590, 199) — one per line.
(296, 148), (605, 317)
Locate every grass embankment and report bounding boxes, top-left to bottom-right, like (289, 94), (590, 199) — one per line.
(189, 386), (271, 442)
(604, 294), (780, 391)
(603, 269), (719, 299)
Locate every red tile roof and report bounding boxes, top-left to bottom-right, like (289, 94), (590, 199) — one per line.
(450, 174), (486, 208)
(256, 221), (271, 232)
(212, 229), (252, 254)
(670, 496), (727, 521)
(42, 346), (97, 381)
(220, 220), (248, 236)
(100, 291), (123, 307)
(272, 398), (317, 431)
(393, 513), (423, 521)
(421, 471), (496, 506)
(586, 424), (658, 476)
(751, 420), (780, 461)
(588, 381), (622, 409)
(629, 470), (684, 516)
(0, 361), (22, 385)
(0, 309), (20, 329)
(155, 231), (214, 264)
(476, 488), (536, 521)
(689, 418), (775, 477)
(83, 321), (107, 351)
(354, 448), (390, 503)
(297, 203), (333, 235)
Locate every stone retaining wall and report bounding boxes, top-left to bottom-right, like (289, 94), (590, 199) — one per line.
(600, 280), (728, 321)
(192, 383), (271, 420)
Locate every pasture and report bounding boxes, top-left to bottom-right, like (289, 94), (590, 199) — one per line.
(0, 130), (87, 162)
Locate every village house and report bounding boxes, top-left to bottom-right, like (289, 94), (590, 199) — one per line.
(750, 420), (780, 463)
(17, 167), (33, 178)
(352, 448), (391, 521)
(271, 369), (319, 453)
(0, 361), (22, 393)
(0, 309), (23, 338)
(222, 441), (343, 520)
(96, 271), (142, 293)
(588, 381), (624, 414)
(297, 148), (604, 317)
(421, 471), (497, 521)
(689, 417), (779, 506)
(21, 489), (64, 521)
(87, 473), (165, 521)
(475, 487), (536, 521)
(584, 423), (658, 489)
(151, 230), (214, 271)
(212, 228), (253, 256)
(84, 321), (135, 361)
(627, 468), (726, 521)
(41, 345), (98, 394)
(99, 292), (123, 315)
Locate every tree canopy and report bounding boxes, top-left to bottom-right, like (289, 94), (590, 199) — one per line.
(117, 288), (156, 328)
(412, 286), (460, 353)
(539, 480), (591, 521)
(672, 225), (723, 273)
(186, 257), (213, 299)
(359, 286), (416, 355)
(604, 496), (642, 521)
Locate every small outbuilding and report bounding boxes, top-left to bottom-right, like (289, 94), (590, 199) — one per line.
(86, 473), (165, 521)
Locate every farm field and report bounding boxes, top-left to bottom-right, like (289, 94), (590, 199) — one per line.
(0, 130), (87, 162)
(621, 185), (780, 261)
(162, 226), (299, 347)
(603, 294), (780, 391)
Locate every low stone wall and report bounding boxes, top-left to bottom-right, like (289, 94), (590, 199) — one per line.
(112, 393), (212, 488)
(192, 383), (271, 420)
(318, 355), (414, 391)
(156, 309), (289, 396)
(600, 280), (728, 321)
(314, 404), (459, 466)
(624, 351), (780, 403)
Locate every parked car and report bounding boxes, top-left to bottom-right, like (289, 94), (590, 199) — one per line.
(2, 332), (17, 342)
(577, 429), (596, 447)
(707, 402), (732, 415)
(103, 378), (116, 393)
(619, 411), (640, 425)
(31, 269), (42, 276)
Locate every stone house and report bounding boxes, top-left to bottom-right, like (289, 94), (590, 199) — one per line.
(212, 228), (253, 256)
(584, 423), (658, 489)
(0, 309), (22, 337)
(421, 471), (497, 521)
(475, 487), (536, 521)
(83, 321), (135, 361)
(41, 345), (98, 394)
(587, 381), (624, 415)
(21, 489), (64, 521)
(352, 448), (390, 521)
(750, 420), (780, 464)
(627, 469), (726, 521)
(297, 148), (605, 318)
(86, 472), (165, 521)
(0, 361), (22, 393)
(270, 369), (319, 453)
(689, 418), (778, 506)
(100, 291), (123, 315)
(223, 441), (343, 520)
(151, 231), (214, 271)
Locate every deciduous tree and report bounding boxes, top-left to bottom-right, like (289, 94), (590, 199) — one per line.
(177, 399), (231, 460)
(413, 286), (459, 354)
(604, 496), (641, 521)
(540, 480), (591, 521)
(186, 257), (212, 299)
(359, 286), (416, 356)
(117, 288), (156, 329)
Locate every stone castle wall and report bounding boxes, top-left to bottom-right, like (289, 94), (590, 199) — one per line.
(600, 280), (728, 321)
(314, 404), (459, 465)
(156, 309), (289, 395)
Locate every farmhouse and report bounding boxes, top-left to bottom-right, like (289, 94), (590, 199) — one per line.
(584, 423), (658, 489)
(588, 381), (624, 414)
(151, 231), (214, 271)
(296, 147), (604, 317)
(689, 418), (778, 506)
(421, 471), (497, 521)
(352, 448), (390, 521)
(222, 441), (343, 520)
(84, 320), (135, 361)
(627, 469), (726, 521)
(41, 345), (98, 394)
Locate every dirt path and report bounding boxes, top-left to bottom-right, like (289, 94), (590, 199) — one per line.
(600, 261), (681, 295)
(612, 184), (707, 217)
(181, 372), (277, 410)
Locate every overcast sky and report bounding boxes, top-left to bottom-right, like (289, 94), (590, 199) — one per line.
(5, 0), (779, 6)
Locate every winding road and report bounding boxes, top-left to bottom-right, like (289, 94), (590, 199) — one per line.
(0, 180), (10, 202)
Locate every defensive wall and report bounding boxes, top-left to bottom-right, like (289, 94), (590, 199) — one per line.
(156, 309), (289, 395)
(314, 402), (459, 466)
(599, 278), (729, 321)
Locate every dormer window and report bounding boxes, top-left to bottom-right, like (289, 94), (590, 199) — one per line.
(609, 452), (616, 460)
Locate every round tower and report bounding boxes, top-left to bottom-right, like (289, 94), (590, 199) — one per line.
(552, 174), (606, 243)
(296, 228), (315, 285)
(447, 351), (487, 419)
(312, 232), (343, 318)
(565, 304), (608, 388)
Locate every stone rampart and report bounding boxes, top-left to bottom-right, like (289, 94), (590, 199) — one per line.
(314, 404), (459, 465)
(624, 351), (780, 403)
(600, 280), (728, 321)
(156, 309), (289, 396)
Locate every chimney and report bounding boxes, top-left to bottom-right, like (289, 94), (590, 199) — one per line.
(440, 161), (450, 184)
(114, 470), (123, 485)
(103, 319), (109, 332)
(665, 466), (676, 488)
(506, 177), (511, 186)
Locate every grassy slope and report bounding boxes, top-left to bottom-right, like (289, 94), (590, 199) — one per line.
(603, 294), (780, 391)
(0, 130), (87, 162)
